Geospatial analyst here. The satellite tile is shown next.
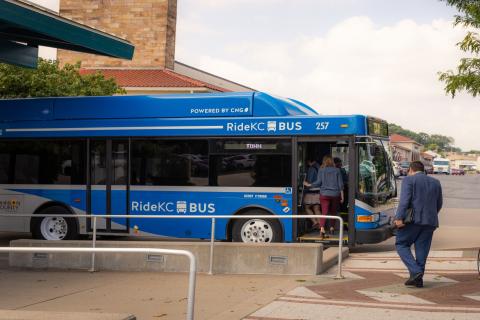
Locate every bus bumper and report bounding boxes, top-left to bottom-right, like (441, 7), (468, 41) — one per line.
(356, 224), (394, 244)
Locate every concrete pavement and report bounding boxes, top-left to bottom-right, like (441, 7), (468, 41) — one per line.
(0, 310), (135, 320)
(0, 248), (477, 320)
(245, 249), (480, 320)
(0, 267), (322, 320)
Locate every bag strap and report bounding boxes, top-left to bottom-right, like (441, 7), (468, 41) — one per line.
(409, 178), (416, 210)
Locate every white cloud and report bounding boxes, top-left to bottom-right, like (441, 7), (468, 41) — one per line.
(190, 0), (282, 8)
(38, 47), (57, 60)
(28, 0), (59, 12)
(178, 16), (480, 150)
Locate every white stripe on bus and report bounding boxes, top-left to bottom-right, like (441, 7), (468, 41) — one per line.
(0, 184), (86, 190)
(0, 185), (288, 194)
(6, 125), (224, 132)
(129, 186), (288, 193)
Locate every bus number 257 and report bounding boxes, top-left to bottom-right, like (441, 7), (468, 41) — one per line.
(316, 122), (329, 130)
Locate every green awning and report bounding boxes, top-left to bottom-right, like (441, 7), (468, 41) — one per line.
(0, 0), (134, 68)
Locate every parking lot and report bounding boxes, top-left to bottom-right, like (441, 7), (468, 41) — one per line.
(436, 174), (480, 209)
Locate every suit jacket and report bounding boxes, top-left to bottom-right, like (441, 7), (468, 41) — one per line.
(395, 172), (443, 227)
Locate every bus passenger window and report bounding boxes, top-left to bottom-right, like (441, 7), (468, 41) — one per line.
(90, 141), (106, 185)
(0, 152), (10, 184)
(15, 154), (40, 184)
(112, 141), (127, 185)
(131, 140), (208, 186)
(210, 139), (292, 187)
(213, 154), (291, 187)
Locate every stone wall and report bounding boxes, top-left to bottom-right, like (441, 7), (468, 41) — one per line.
(57, 0), (177, 69)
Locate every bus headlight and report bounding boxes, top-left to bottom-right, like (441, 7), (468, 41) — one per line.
(357, 213), (380, 223)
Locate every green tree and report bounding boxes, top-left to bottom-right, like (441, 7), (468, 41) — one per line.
(388, 123), (460, 152)
(439, 0), (480, 97)
(0, 59), (125, 98)
(417, 132), (430, 145)
(425, 143), (439, 151)
(388, 123), (421, 142)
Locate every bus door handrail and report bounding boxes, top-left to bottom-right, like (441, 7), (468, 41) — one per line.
(0, 214), (345, 279)
(0, 246), (196, 320)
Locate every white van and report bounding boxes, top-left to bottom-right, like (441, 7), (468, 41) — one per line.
(433, 158), (450, 175)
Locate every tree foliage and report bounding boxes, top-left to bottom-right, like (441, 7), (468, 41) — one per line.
(0, 59), (125, 98)
(439, 0), (480, 97)
(388, 123), (460, 152)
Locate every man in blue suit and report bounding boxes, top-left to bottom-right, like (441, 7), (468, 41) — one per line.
(394, 161), (443, 288)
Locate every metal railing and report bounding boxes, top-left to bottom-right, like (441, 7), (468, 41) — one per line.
(0, 246), (197, 320)
(477, 248), (480, 278)
(0, 213), (345, 279)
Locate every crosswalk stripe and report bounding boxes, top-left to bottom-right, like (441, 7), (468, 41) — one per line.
(286, 287), (325, 299)
(356, 290), (436, 305)
(342, 268), (479, 274)
(463, 294), (480, 302)
(275, 296), (480, 312)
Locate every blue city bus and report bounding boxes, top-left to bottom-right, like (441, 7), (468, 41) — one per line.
(0, 92), (397, 245)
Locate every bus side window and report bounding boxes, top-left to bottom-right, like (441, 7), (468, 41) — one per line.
(131, 140), (208, 186)
(0, 140), (85, 185)
(0, 152), (9, 183)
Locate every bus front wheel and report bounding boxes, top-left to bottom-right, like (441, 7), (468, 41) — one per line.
(31, 206), (79, 241)
(232, 216), (282, 243)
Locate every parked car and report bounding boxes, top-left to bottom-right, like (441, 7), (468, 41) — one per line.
(222, 154), (255, 170)
(450, 168), (465, 175)
(399, 161), (410, 176)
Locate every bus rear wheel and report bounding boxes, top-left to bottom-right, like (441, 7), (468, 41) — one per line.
(32, 206), (79, 240)
(232, 216), (282, 243)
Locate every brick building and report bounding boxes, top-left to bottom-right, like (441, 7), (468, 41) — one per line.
(57, 0), (253, 93)
(446, 152), (478, 171)
(390, 134), (422, 162)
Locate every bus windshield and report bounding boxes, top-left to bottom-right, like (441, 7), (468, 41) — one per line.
(358, 139), (395, 206)
(434, 161), (449, 166)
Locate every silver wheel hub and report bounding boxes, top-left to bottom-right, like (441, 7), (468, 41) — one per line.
(240, 219), (274, 243)
(40, 217), (68, 240)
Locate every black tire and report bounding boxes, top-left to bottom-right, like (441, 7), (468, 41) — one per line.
(31, 205), (79, 240)
(232, 213), (283, 243)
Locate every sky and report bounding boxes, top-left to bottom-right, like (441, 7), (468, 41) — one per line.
(175, 0), (479, 151)
(30, 0), (59, 58)
(31, 0), (478, 150)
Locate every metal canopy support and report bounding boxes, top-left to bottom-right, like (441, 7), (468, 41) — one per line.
(0, 39), (38, 68)
(0, 0), (134, 68)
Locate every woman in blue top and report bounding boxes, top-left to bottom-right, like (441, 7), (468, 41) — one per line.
(304, 155), (344, 239)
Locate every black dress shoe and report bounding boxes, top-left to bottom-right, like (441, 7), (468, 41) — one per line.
(415, 278), (424, 288)
(405, 272), (423, 287)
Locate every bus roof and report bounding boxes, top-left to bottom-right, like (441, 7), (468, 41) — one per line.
(0, 92), (378, 138)
(0, 92), (318, 121)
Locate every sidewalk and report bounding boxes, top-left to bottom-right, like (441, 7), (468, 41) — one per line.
(245, 250), (480, 320)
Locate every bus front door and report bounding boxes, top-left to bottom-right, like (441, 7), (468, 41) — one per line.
(88, 139), (129, 233)
(296, 139), (351, 244)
